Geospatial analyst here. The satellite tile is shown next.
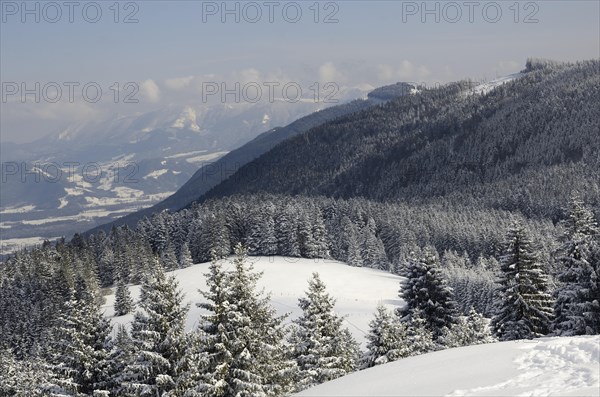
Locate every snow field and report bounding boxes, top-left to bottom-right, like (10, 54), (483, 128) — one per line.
(102, 256), (404, 346)
(295, 336), (600, 397)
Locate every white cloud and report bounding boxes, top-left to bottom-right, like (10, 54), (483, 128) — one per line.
(165, 75), (194, 91)
(495, 60), (521, 76)
(239, 68), (261, 84)
(319, 62), (340, 83)
(140, 79), (161, 103)
(377, 60), (431, 83)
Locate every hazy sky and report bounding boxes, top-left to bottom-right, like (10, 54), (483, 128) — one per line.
(1, 0), (599, 143)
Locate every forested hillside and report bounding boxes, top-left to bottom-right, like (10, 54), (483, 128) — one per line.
(201, 60), (600, 221)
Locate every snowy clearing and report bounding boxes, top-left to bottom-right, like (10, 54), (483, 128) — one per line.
(295, 335), (600, 397)
(469, 73), (524, 96)
(102, 256), (404, 346)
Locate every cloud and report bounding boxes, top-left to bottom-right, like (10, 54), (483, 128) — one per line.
(239, 68), (261, 84)
(165, 75), (194, 91)
(377, 60), (431, 82)
(495, 60), (521, 76)
(140, 79), (161, 103)
(319, 62), (341, 83)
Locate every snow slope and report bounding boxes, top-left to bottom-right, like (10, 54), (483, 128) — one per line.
(470, 73), (524, 96)
(295, 335), (600, 397)
(102, 256), (404, 346)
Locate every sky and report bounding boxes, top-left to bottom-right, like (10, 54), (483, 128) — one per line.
(1, 0), (599, 143)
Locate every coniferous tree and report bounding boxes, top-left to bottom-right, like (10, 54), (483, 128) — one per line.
(121, 263), (189, 396)
(554, 197), (599, 335)
(46, 287), (113, 396)
(492, 222), (554, 340)
(188, 244), (294, 397)
(106, 325), (134, 396)
(290, 272), (359, 391)
(343, 220), (363, 267)
(404, 308), (437, 355)
(441, 307), (496, 347)
(399, 249), (458, 339)
(275, 205), (300, 257)
(362, 305), (407, 368)
(1, 349), (55, 397)
(114, 276), (134, 316)
(161, 242), (179, 270)
(178, 242), (194, 269)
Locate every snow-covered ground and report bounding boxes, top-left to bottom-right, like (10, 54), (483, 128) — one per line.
(102, 256), (404, 346)
(295, 335), (600, 397)
(469, 73), (524, 96)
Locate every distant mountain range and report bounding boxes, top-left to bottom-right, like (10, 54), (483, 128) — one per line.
(1, 95), (369, 250)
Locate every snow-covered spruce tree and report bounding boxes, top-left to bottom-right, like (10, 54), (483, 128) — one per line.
(581, 239), (600, 334)
(290, 272), (359, 391)
(341, 217), (363, 267)
(404, 309), (437, 355)
(1, 348), (55, 397)
(114, 276), (134, 316)
(360, 217), (388, 269)
(106, 325), (134, 396)
(398, 248), (458, 340)
(167, 332), (209, 397)
(247, 206), (278, 256)
(492, 222), (554, 340)
(440, 307), (496, 347)
(275, 205), (300, 257)
(199, 214), (231, 262)
(46, 287), (113, 396)
(120, 264), (189, 397)
(160, 242), (179, 271)
(553, 196), (599, 335)
(188, 244), (295, 397)
(178, 242), (193, 269)
(362, 305), (408, 368)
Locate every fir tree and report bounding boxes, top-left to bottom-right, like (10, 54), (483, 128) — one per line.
(121, 264), (189, 396)
(404, 309), (437, 355)
(178, 242), (194, 269)
(189, 244), (294, 397)
(399, 249), (458, 339)
(553, 196), (599, 335)
(0, 349), (55, 397)
(441, 307), (496, 347)
(492, 222), (554, 340)
(290, 272), (359, 391)
(362, 305), (407, 368)
(46, 288), (113, 396)
(114, 276), (134, 316)
(160, 242), (179, 270)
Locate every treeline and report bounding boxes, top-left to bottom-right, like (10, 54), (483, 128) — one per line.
(0, 192), (576, 357)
